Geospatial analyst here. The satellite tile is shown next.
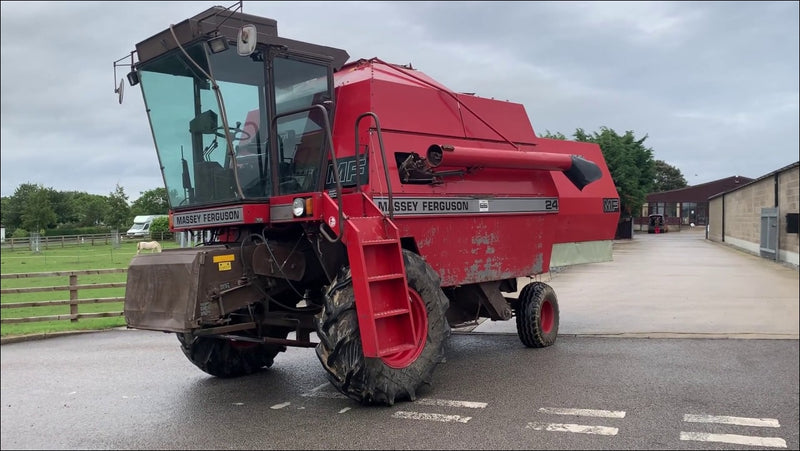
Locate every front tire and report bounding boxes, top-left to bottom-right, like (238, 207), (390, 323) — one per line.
(315, 250), (450, 405)
(515, 281), (559, 348)
(177, 327), (291, 378)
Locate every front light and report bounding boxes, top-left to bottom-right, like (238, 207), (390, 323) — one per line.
(292, 198), (306, 217)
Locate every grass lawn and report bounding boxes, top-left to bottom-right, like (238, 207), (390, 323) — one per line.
(1, 239), (179, 337)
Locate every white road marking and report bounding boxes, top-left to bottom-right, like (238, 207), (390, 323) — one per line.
(338, 407), (351, 414)
(680, 431), (787, 448)
(270, 402), (290, 409)
(526, 421), (619, 436)
(392, 411), (472, 423)
(414, 398), (488, 409)
(232, 402), (244, 406)
(683, 414), (780, 428)
(538, 407), (626, 418)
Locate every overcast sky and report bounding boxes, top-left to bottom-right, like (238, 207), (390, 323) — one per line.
(1, 1), (798, 201)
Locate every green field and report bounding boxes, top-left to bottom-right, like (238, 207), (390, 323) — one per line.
(0, 239), (179, 337)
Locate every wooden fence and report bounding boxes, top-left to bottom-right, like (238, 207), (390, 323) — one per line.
(1, 232), (176, 251)
(0, 269), (126, 324)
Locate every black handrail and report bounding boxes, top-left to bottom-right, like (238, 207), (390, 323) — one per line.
(354, 112), (394, 220)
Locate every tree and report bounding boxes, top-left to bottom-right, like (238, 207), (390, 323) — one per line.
(48, 188), (77, 226)
(541, 130), (567, 140)
(2, 183), (40, 230)
(573, 127), (655, 218)
(70, 192), (110, 227)
(105, 184), (131, 231)
(149, 216), (170, 235)
(131, 187), (170, 216)
(20, 185), (58, 233)
(652, 160), (688, 192)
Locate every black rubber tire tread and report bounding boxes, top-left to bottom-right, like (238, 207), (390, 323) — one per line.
(515, 281), (559, 348)
(315, 250), (451, 406)
(177, 328), (290, 378)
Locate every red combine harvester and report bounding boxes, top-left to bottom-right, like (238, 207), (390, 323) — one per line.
(114, 3), (620, 405)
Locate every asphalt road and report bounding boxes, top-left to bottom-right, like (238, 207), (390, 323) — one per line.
(1, 329), (797, 450)
(2, 231), (799, 450)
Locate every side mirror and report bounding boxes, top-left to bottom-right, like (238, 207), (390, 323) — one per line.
(115, 79), (125, 104)
(237, 24), (257, 56)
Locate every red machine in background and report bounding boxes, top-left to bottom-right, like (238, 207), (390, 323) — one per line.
(116, 3), (620, 405)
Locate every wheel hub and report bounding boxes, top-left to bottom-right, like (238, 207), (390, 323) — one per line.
(381, 288), (428, 369)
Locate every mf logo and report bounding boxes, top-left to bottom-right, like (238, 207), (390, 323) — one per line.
(603, 198), (620, 213)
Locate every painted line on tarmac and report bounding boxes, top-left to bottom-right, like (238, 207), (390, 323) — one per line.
(680, 432), (786, 448)
(526, 421), (618, 436)
(415, 398), (487, 409)
(538, 407), (625, 418)
(681, 412), (787, 448)
(684, 413), (780, 428)
(392, 411), (472, 423)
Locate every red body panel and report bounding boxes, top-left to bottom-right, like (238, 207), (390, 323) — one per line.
(329, 59), (620, 286)
(170, 59), (620, 288)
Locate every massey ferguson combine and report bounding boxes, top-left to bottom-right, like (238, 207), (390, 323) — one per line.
(115, 3), (620, 405)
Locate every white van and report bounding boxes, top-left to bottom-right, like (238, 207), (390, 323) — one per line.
(126, 215), (166, 238)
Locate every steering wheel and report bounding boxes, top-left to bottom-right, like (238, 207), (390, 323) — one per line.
(214, 126), (252, 142)
(279, 176), (303, 193)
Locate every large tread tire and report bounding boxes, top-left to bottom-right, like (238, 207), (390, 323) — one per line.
(516, 281), (559, 348)
(177, 328), (290, 378)
(315, 250), (450, 406)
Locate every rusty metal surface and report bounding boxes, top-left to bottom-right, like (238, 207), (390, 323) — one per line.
(124, 245), (266, 332)
(124, 248), (203, 332)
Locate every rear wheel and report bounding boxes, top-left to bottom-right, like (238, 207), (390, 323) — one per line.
(515, 281), (559, 348)
(315, 250), (450, 405)
(177, 327), (291, 378)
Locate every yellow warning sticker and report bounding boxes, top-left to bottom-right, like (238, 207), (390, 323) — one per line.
(213, 254), (235, 263)
(218, 262), (232, 271)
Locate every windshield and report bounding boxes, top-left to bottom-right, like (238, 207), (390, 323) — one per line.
(138, 42), (269, 208)
(137, 43), (335, 208)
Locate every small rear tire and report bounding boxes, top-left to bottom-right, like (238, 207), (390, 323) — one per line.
(177, 327), (291, 378)
(515, 281), (559, 348)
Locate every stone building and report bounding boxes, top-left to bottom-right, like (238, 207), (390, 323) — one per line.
(640, 176), (753, 231)
(708, 161), (799, 267)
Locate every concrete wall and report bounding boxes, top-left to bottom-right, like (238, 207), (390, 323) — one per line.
(708, 164), (799, 267)
(778, 166), (799, 263)
(724, 177), (773, 244)
(708, 197), (723, 242)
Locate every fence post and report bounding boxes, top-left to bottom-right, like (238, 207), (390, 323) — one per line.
(69, 274), (78, 322)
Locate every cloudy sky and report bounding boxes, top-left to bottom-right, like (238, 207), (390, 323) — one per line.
(1, 1), (797, 201)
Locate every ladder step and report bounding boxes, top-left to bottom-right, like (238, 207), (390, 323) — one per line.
(367, 273), (405, 282)
(361, 238), (398, 246)
(373, 308), (410, 319)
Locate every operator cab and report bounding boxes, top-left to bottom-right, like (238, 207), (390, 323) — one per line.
(120, 4), (348, 210)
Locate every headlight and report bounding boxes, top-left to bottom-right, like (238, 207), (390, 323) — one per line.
(292, 198), (306, 217)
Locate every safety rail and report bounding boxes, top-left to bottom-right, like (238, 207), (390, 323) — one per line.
(355, 112), (394, 220)
(0, 269), (127, 324)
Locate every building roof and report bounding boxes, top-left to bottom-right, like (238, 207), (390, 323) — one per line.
(708, 161), (800, 200)
(647, 176), (754, 203)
